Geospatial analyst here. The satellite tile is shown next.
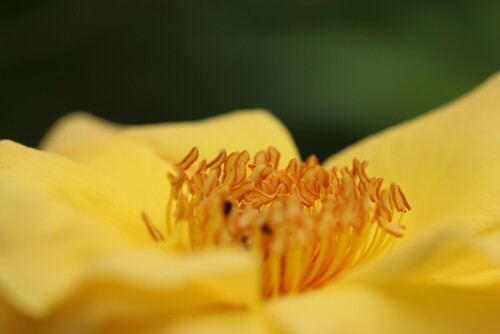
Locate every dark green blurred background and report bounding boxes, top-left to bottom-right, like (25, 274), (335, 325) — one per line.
(1, 0), (499, 160)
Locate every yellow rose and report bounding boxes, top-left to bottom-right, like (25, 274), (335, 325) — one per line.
(1, 73), (500, 334)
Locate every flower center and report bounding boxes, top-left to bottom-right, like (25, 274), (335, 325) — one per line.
(145, 147), (411, 298)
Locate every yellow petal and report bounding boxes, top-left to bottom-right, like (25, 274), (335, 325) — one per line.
(47, 138), (175, 235)
(268, 282), (500, 334)
(324, 72), (500, 239)
(5, 250), (261, 333)
(344, 220), (500, 287)
(121, 110), (300, 163)
(0, 178), (130, 317)
(162, 308), (271, 334)
(0, 140), (152, 242)
(0, 295), (40, 333)
(43, 110), (300, 165)
(433, 224), (500, 289)
(40, 112), (120, 154)
(50, 307), (272, 334)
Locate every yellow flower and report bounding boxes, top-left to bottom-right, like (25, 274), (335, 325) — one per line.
(1, 73), (500, 334)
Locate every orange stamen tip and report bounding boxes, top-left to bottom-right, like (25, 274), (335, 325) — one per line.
(207, 149), (227, 169)
(164, 147), (412, 298)
(178, 147), (199, 170)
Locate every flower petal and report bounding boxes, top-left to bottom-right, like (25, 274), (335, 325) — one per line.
(0, 140), (151, 241)
(162, 308), (271, 334)
(45, 138), (175, 234)
(344, 220), (500, 287)
(43, 110), (301, 165)
(0, 297), (36, 333)
(324, 72), (500, 238)
(1, 249), (261, 333)
(121, 110), (300, 163)
(40, 112), (120, 154)
(268, 282), (500, 334)
(0, 178), (131, 317)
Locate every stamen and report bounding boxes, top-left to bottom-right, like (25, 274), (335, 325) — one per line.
(141, 212), (165, 242)
(178, 147), (199, 170)
(158, 147), (411, 298)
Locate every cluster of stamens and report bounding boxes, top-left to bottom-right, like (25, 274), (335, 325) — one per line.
(144, 147), (411, 298)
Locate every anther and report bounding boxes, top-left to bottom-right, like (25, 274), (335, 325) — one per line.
(178, 147), (199, 171)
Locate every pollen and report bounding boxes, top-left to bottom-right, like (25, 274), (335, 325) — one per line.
(156, 147), (411, 298)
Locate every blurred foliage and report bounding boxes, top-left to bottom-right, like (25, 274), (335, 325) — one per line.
(1, 0), (499, 160)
